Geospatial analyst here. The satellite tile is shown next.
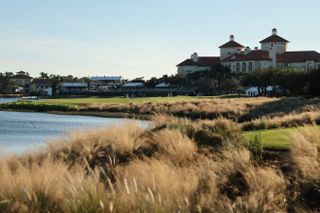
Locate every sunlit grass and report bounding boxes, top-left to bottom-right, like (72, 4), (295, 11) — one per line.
(39, 96), (219, 106)
(244, 126), (320, 148)
(1, 115), (320, 212)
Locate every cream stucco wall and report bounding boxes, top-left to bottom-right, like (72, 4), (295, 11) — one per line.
(261, 42), (287, 54)
(278, 61), (320, 71)
(222, 60), (272, 73)
(220, 47), (244, 60)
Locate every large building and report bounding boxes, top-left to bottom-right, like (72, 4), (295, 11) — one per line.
(177, 29), (320, 75)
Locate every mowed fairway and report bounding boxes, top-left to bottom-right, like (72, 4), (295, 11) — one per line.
(243, 128), (298, 148)
(244, 126), (320, 148)
(39, 96), (219, 106)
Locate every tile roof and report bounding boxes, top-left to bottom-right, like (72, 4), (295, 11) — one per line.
(219, 41), (245, 48)
(176, 57), (220, 67)
(259, 35), (289, 43)
(277, 51), (320, 63)
(222, 50), (271, 62)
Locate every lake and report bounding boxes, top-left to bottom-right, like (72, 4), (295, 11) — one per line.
(0, 97), (20, 103)
(0, 110), (147, 154)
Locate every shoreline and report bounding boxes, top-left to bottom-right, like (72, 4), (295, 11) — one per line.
(0, 108), (152, 121)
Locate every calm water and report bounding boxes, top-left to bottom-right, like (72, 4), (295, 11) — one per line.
(0, 97), (20, 103)
(0, 110), (147, 154)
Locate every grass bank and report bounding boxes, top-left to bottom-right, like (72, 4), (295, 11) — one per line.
(0, 101), (79, 112)
(5, 96), (320, 127)
(40, 95), (220, 105)
(1, 115), (320, 212)
(40, 96), (320, 127)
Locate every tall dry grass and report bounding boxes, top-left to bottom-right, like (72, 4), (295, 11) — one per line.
(86, 97), (320, 132)
(86, 97), (320, 121)
(241, 111), (320, 131)
(287, 126), (320, 212)
(0, 115), (320, 212)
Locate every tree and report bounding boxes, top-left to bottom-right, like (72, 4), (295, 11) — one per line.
(241, 68), (309, 96)
(197, 77), (217, 95)
(307, 69), (320, 95)
(131, 77), (145, 83)
(221, 77), (242, 94)
(145, 77), (157, 88)
(39, 72), (49, 79)
(271, 69), (307, 95)
(4, 72), (14, 78)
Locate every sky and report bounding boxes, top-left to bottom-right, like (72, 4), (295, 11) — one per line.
(0, 0), (319, 80)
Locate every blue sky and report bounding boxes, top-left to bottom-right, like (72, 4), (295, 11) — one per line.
(0, 0), (319, 79)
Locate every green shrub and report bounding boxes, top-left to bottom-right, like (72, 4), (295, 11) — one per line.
(0, 101), (79, 112)
(243, 135), (263, 162)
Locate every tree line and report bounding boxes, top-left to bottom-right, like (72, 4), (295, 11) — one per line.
(2, 67), (320, 96)
(241, 68), (320, 96)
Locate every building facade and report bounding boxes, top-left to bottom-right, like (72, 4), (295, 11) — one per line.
(60, 82), (88, 94)
(177, 29), (320, 75)
(89, 76), (122, 92)
(9, 71), (33, 93)
(30, 79), (54, 96)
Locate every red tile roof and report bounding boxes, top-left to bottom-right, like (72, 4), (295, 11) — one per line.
(259, 35), (289, 43)
(277, 51), (320, 63)
(177, 57), (220, 67)
(219, 41), (244, 48)
(222, 50), (271, 62)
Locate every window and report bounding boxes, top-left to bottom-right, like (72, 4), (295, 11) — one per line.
(248, 62), (253, 71)
(236, 63), (240, 72)
(242, 62), (246, 72)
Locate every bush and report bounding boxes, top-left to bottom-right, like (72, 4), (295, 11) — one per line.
(0, 101), (79, 112)
(243, 135), (263, 162)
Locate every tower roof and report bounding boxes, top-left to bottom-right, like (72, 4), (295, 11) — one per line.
(260, 28), (289, 43)
(219, 35), (244, 48)
(219, 41), (245, 48)
(259, 35), (289, 43)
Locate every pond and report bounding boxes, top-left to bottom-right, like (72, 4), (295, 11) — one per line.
(0, 110), (148, 154)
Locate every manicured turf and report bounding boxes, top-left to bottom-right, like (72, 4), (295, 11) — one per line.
(245, 126), (320, 148)
(244, 127), (299, 148)
(39, 96), (220, 106)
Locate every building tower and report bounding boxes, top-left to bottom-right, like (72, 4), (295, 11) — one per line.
(219, 35), (245, 60)
(260, 28), (289, 54)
